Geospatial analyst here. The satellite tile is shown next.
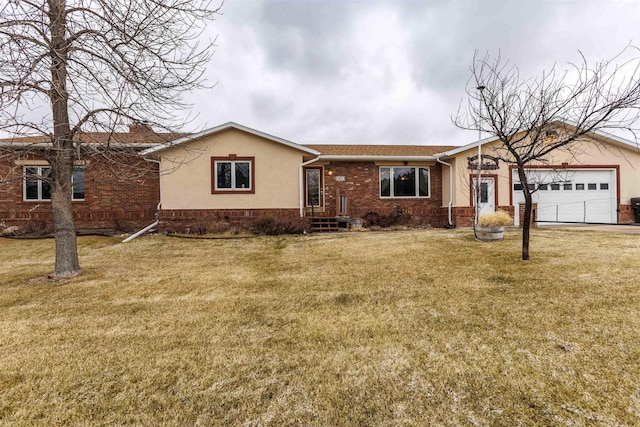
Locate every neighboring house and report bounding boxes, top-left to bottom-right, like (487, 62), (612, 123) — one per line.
(1, 121), (639, 234)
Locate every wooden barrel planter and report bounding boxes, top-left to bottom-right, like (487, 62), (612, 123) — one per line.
(475, 225), (505, 242)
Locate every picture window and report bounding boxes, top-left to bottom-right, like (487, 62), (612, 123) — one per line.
(380, 166), (429, 198)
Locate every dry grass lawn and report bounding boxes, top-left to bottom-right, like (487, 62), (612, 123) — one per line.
(1, 228), (639, 425)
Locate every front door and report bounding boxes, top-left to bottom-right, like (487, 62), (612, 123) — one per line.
(305, 168), (323, 208)
(473, 176), (496, 216)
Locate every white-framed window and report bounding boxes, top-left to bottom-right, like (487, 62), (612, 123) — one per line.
(23, 166), (85, 201)
(72, 168), (85, 200)
(380, 166), (430, 198)
(211, 157), (254, 193)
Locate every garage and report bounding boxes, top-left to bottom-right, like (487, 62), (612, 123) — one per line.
(512, 168), (617, 225)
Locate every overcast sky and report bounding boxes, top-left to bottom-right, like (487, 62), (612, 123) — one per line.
(187, 0), (640, 147)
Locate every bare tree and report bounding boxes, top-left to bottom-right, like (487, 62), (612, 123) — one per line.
(455, 49), (640, 260)
(0, 0), (221, 278)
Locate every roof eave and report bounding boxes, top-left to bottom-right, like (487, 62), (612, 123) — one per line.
(0, 142), (159, 149)
(316, 155), (438, 162)
(142, 122), (320, 156)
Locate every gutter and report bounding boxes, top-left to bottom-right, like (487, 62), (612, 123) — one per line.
(316, 155), (437, 162)
(436, 155), (455, 228)
(0, 142), (160, 149)
(299, 157), (321, 217)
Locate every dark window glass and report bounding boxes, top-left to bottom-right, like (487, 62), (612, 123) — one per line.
(235, 162), (250, 189)
(380, 168), (390, 197)
(576, 183), (585, 190)
(513, 183), (523, 191)
(600, 183), (609, 190)
(41, 167), (51, 200)
(25, 167), (39, 199)
(306, 169), (320, 206)
(588, 183), (597, 190)
(527, 183), (535, 191)
(563, 183), (572, 191)
(538, 184), (548, 190)
(393, 167), (415, 197)
(216, 162), (232, 189)
(480, 182), (489, 203)
(418, 168), (429, 197)
(72, 168), (85, 200)
(25, 178), (38, 199)
(551, 183), (560, 190)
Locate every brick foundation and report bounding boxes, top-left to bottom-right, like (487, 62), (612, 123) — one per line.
(159, 208), (301, 233)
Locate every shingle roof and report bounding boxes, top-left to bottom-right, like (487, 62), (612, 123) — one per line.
(0, 130), (187, 146)
(1, 124), (458, 157)
(305, 144), (454, 156)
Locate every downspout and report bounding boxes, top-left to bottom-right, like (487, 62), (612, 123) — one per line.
(436, 156), (455, 228)
(122, 219), (159, 243)
(122, 157), (162, 242)
(299, 156), (321, 217)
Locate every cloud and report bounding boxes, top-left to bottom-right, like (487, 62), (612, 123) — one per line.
(187, 0), (640, 147)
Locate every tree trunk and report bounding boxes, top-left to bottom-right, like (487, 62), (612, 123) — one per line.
(48, 0), (81, 278)
(517, 166), (532, 261)
(50, 160), (81, 278)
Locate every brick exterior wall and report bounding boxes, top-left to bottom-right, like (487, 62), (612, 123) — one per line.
(451, 206), (515, 227)
(316, 162), (448, 227)
(5, 152), (634, 233)
(0, 156), (159, 233)
(619, 204), (636, 223)
(159, 208), (301, 233)
(520, 202), (538, 229)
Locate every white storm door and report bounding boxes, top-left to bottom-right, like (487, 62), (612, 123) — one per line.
(473, 177), (496, 215)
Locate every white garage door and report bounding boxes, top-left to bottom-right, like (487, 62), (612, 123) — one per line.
(512, 169), (616, 224)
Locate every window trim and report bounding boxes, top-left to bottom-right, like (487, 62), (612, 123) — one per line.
(379, 166), (430, 198)
(211, 156), (255, 194)
(23, 166), (85, 202)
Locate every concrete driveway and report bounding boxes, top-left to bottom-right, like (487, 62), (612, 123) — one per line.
(538, 223), (640, 234)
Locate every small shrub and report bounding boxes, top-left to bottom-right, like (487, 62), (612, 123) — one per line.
(253, 216), (309, 235)
(478, 211), (513, 227)
(204, 220), (232, 234)
(364, 206), (411, 228)
(363, 212), (382, 227)
(384, 206), (411, 226)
